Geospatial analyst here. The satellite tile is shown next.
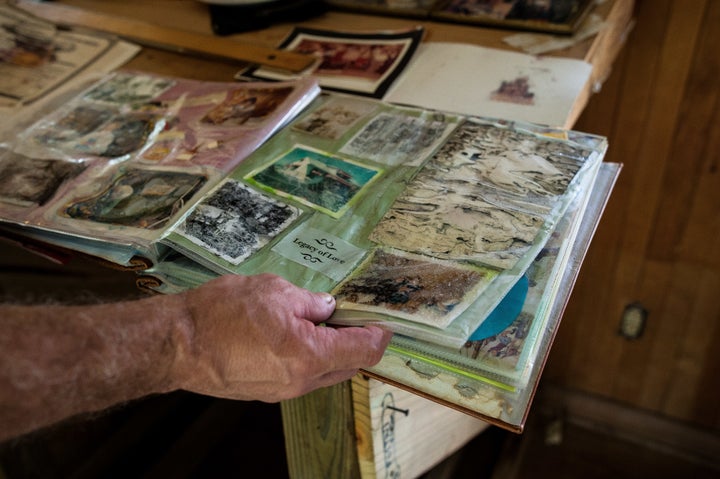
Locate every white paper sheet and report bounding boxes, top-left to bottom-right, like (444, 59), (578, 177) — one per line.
(383, 42), (592, 128)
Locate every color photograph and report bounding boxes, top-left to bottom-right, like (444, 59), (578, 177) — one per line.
(246, 146), (380, 218)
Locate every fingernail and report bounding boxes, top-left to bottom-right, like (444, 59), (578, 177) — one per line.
(321, 292), (335, 304)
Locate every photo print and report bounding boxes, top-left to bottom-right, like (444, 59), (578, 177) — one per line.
(62, 168), (206, 229)
(369, 119), (589, 270)
(461, 311), (533, 367)
(333, 248), (497, 329)
(0, 151), (86, 207)
(339, 112), (452, 166)
(199, 86), (294, 127)
(82, 72), (175, 105)
(292, 95), (377, 140)
(430, 120), (588, 200)
(178, 180), (301, 265)
(30, 104), (157, 158)
(243, 26), (423, 98)
(246, 146), (380, 218)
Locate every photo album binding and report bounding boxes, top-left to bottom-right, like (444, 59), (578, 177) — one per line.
(0, 70), (606, 352)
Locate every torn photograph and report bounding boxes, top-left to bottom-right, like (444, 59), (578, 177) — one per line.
(369, 119), (590, 269)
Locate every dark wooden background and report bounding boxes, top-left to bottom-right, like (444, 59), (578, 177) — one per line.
(545, 0), (720, 431)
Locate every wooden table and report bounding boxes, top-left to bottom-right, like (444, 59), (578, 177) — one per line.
(13, 1), (635, 476)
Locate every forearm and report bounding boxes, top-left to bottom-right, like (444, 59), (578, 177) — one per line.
(0, 274), (392, 442)
(0, 293), (191, 441)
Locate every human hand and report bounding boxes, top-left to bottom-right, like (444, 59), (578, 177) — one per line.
(170, 273), (392, 402)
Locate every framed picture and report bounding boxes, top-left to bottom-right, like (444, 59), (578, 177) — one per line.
(326, 0), (437, 19)
(325, 0), (595, 35)
(241, 26), (424, 98)
(430, 0), (594, 34)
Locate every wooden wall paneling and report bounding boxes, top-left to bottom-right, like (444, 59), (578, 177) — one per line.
(649, 262), (699, 415)
(654, 1), (720, 426)
(630, 260), (677, 409)
(562, 0), (674, 394)
(658, 265), (718, 420)
(669, 0), (720, 270)
(680, 268), (720, 424)
(613, 0), (718, 422)
(686, 111), (720, 427)
(694, 297), (720, 429)
(544, 16), (631, 376)
(646, 0), (720, 260)
(546, 0), (720, 428)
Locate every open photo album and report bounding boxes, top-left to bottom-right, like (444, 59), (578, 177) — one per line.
(0, 69), (612, 428)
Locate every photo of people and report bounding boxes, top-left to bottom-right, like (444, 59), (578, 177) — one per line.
(294, 39), (404, 81)
(244, 27), (423, 98)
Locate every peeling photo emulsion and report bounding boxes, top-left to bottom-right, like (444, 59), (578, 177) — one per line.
(178, 180), (300, 264)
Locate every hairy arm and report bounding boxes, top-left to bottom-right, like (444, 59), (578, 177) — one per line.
(0, 273), (392, 442)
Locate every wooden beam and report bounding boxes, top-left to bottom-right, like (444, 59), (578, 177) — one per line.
(281, 382), (361, 479)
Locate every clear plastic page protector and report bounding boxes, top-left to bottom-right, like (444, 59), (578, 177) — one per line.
(367, 157), (607, 426)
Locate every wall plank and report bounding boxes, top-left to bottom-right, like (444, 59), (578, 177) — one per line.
(546, 0), (720, 430)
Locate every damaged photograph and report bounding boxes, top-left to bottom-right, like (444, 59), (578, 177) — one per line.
(369, 119), (590, 269)
(340, 112), (452, 166)
(62, 168), (206, 229)
(0, 151), (86, 207)
(292, 96), (376, 140)
(83, 72), (175, 105)
(246, 146), (380, 218)
(200, 86), (294, 127)
(333, 248), (497, 329)
(178, 180), (301, 265)
(31, 104), (157, 158)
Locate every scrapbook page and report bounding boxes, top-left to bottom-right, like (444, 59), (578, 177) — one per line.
(162, 93), (605, 348)
(163, 93), (462, 290)
(0, 70), (321, 266)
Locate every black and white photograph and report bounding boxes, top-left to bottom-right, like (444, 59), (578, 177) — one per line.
(178, 180), (301, 265)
